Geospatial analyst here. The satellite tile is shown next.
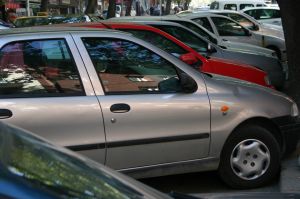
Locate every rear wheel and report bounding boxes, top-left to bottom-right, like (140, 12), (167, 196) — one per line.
(219, 125), (281, 189)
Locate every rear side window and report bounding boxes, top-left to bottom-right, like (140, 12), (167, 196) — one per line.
(257, 9), (281, 19)
(224, 4), (237, 11)
(191, 17), (214, 33)
(0, 39), (84, 97)
(240, 4), (254, 10)
(82, 38), (181, 94)
(212, 17), (248, 36)
(122, 29), (188, 57)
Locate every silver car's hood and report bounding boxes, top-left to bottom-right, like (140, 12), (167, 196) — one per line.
(219, 40), (276, 58)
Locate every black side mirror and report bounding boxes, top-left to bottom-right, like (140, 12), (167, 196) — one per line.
(207, 43), (217, 53)
(179, 73), (198, 93)
(245, 29), (252, 36)
(253, 24), (259, 31)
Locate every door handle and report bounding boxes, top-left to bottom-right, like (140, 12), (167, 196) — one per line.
(0, 109), (13, 119)
(110, 103), (130, 113)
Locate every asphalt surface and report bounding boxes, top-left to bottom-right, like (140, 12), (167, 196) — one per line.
(139, 147), (300, 196)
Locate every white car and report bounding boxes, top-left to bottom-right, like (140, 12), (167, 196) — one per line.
(243, 7), (282, 26)
(210, 0), (267, 11)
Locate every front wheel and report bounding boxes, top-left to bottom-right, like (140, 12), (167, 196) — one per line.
(219, 125), (281, 189)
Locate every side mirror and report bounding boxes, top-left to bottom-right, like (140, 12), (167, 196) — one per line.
(245, 29), (252, 36)
(207, 43), (217, 53)
(179, 73), (198, 93)
(179, 52), (198, 65)
(253, 24), (259, 31)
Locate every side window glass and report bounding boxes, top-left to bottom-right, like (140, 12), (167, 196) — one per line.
(228, 13), (256, 30)
(224, 4), (237, 11)
(122, 29), (188, 57)
(210, 1), (219, 9)
(82, 38), (181, 94)
(192, 17), (214, 33)
(0, 39), (84, 97)
(240, 4), (254, 10)
(152, 25), (208, 53)
(211, 17), (247, 36)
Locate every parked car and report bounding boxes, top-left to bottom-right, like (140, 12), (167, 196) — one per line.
(67, 21), (272, 87)
(0, 122), (172, 199)
(0, 27), (299, 188)
(242, 7), (282, 26)
(179, 13), (286, 62)
(109, 16), (278, 58)
(109, 20), (285, 89)
(13, 16), (51, 27)
(210, 0), (267, 11)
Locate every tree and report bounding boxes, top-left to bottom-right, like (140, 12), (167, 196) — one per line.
(165, 0), (172, 15)
(125, 0), (133, 16)
(277, 1), (300, 106)
(40, 0), (48, 12)
(85, 0), (98, 14)
(107, 0), (116, 18)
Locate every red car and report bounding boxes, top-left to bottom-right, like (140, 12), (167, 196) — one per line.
(66, 22), (272, 88)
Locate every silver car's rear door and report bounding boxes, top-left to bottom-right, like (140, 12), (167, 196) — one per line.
(0, 33), (106, 163)
(73, 32), (210, 170)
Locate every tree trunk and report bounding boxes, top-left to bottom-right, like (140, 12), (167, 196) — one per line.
(85, 0), (98, 14)
(40, 0), (48, 12)
(277, 0), (300, 106)
(165, 0), (171, 15)
(125, 0), (133, 16)
(107, 0), (116, 18)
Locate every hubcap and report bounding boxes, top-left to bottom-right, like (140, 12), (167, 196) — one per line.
(230, 139), (270, 180)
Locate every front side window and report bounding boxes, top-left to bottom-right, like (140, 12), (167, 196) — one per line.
(211, 17), (248, 36)
(152, 25), (208, 53)
(223, 13), (256, 30)
(191, 17), (214, 33)
(172, 20), (217, 44)
(122, 29), (188, 57)
(210, 1), (219, 9)
(0, 39), (84, 97)
(224, 4), (237, 11)
(82, 38), (181, 94)
(240, 4), (254, 10)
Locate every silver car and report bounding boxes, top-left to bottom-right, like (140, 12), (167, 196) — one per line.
(0, 27), (299, 189)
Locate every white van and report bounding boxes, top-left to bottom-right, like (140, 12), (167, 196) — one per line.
(210, 0), (267, 11)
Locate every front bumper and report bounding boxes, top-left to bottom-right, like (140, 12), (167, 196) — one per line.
(272, 116), (300, 153)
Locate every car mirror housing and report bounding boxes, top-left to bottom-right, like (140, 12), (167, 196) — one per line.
(179, 73), (198, 93)
(207, 43), (217, 53)
(179, 52), (198, 65)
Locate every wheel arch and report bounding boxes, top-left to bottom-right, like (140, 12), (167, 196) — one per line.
(222, 117), (284, 156)
(265, 45), (281, 60)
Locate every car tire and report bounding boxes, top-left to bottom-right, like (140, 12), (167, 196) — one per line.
(219, 125), (281, 189)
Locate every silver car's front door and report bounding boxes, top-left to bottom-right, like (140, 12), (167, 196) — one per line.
(0, 34), (106, 163)
(74, 33), (210, 170)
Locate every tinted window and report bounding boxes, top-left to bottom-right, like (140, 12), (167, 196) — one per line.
(224, 4), (237, 11)
(240, 4), (254, 10)
(152, 25), (208, 53)
(0, 39), (84, 97)
(256, 4), (264, 7)
(1, 123), (144, 199)
(211, 17), (248, 36)
(82, 38), (181, 94)
(221, 13), (256, 30)
(171, 20), (217, 44)
(123, 29), (187, 57)
(191, 17), (214, 33)
(256, 9), (281, 19)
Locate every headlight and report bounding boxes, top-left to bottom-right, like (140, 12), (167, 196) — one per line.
(264, 75), (271, 86)
(291, 103), (299, 117)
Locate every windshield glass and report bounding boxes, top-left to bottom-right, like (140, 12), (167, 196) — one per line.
(0, 123), (144, 199)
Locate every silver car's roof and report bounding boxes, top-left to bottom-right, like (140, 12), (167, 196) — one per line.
(0, 26), (130, 37)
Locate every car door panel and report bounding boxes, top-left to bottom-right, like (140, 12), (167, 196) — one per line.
(0, 34), (106, 163)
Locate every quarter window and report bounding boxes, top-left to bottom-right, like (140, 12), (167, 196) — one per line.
(240, 4), (254, 10)
(0, 39), (84, 97)
(82, 38), (181, 94)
